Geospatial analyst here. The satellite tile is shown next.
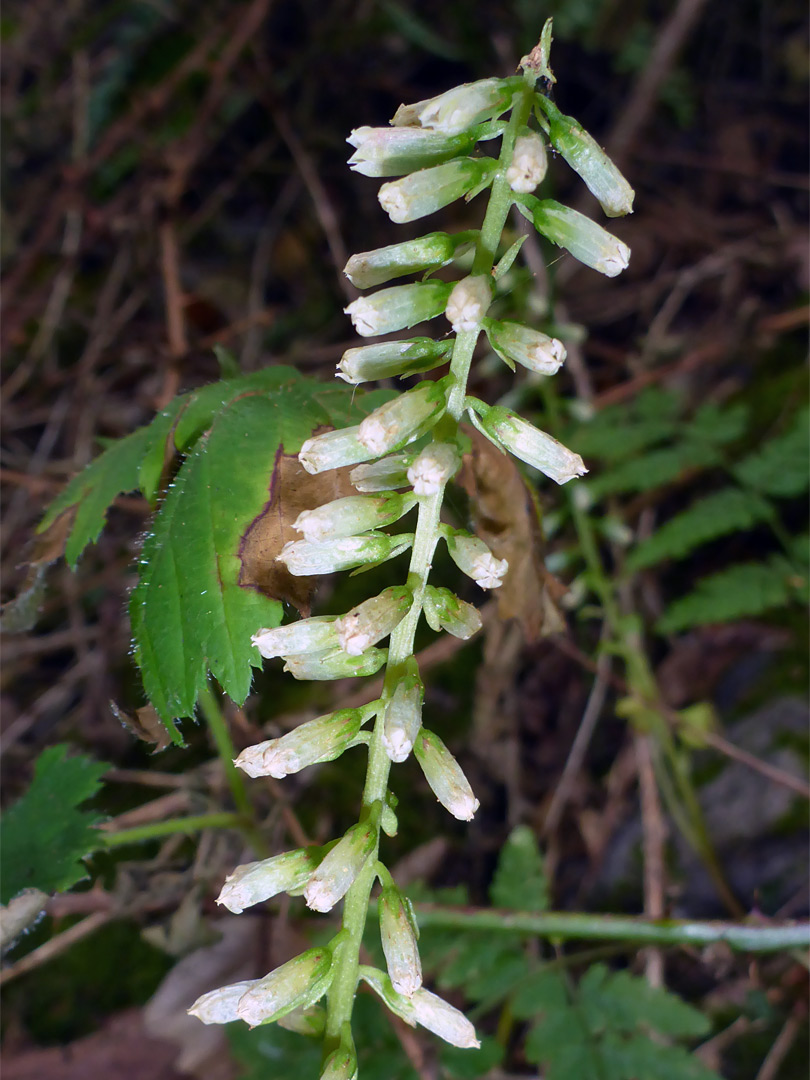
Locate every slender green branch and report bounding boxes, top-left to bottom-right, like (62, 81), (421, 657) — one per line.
(99, 812), (243, 847)
(197, 680), (253, 819)
(414, 905), (810, 953)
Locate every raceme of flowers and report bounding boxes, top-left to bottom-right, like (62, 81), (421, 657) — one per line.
(189, 22), (632, 1077)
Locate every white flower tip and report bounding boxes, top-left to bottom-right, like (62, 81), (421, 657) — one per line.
(597, 241), (631, 277)
(445, 276), (491, 333)
(304, 881), (337, 913)
(391, 972), (422, 997)
(378, 185), (409, 224)
(471, 554), (508, 589)
(455, 793), (480, 821)
(357, 417), (388, 455)
(383, 730), (413, 764)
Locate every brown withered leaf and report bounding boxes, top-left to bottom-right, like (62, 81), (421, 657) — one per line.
(110, 701), (174, 752)
(0, 510), (76, 634)
(238, 437), (359, 615)
(458, 425), (566, 641)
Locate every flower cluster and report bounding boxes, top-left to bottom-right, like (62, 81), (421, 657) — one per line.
(189, 20), (632, 1075)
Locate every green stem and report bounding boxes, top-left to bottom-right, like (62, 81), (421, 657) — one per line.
(99, 812), (243, 847)
(414, 905), (810, 953)
(197, 680), (253, 819)
(325, 82), (537, 1048)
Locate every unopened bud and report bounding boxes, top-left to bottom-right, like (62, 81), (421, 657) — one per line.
(283, 647), (388, 681)
(414, 728), (480, 821)
(445, 275), (492, 333)
(215, 848), (322, 912)
(506, 132), (548, 193)
(233, 709), (365, 779)
(393, 77), (518, 136)
(378, 159), (494, 224)
(518, 195), (630, 277)
(299, 425), (373, 475)
(320, 1044), (358, 1080)
(251, 616), (339, 659)
(345, 281), (452, 337)
(188, 979), (259, 1025)
(338, 338), (452, 385)
(468, 401), (586, 485)
(236, 947), (334, 1027)
(347, 125), (477, 177)
(294, 493), (415, 542)
(406, 442), (461, 495)
(379, 885), (422, 996)
(277, 533), (413, 576)
(483, 318), (566, 376)
(278, 1004), (326, 1037)
(350, 454), (411, 493)
(382, 658), (424, 762)
(344, 232), (458, 289)
(304, 822), (377, 912)
(358, 381), (447, 457)
(360, 967), (480, 1049)
(443, 527), (508, 589)
(336, 586), (412, 655)
(423, 586), (482, 640)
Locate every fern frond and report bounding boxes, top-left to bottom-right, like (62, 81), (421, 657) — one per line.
(733, 406), (810, 498)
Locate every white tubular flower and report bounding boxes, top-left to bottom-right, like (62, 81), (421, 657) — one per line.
(414, 728), (480, 821)
(294, 493), (415, 543)
(343, 232), (457, 289)
(445, 275), (492, 333)
(338, 338), (452, 385)
(283, 647), (388, 682)
(304, 822), (377, 912)
(251, 616), (339, 659)
(382, 658), (424, 763)
(378, 159), (494, 224)
(350, 454), (412, 493)
(444, 528), (508, 590)
(215, 848), (322, 912)
(336, 586), (413, 656)
(519, 195), (630, 277)
(299, 425), (373, 475)
(409, 988), (481, 1049)
(379, 885), (422, 997)
(345, 281), (452, 337)
(506, 132), (548, 193)
(483, 318), (566, 376)
(277, 533), (413, 576)
(358, 381), (447, 457)
(406, 442), (461, 495)
(188, 979), (259, 1025)
(236, 946), (334, 1027)
(347, 125), (477, 177)
(423, 586), (482, 640)
(392, 77), (516, 135)
(536, 96), (634, 216)
(233, 709), (365, 780)
(469, 401), (587, 484)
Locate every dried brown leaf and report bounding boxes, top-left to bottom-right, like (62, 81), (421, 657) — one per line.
(110, 702), (174, 752)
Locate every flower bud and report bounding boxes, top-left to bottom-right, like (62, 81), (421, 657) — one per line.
(233, 709), (365, 779)
(345, 281), (452, 337)
(277, 1004), (326, 1037)
(506, 132), (548, 193)
(378, 159), (494, 224)
(392, 77), (517, 135)
(414, 728), (480, 821)
(468, 401), (586, 484)
(423, 586), (482, 640)
(536, 96), (634, 216)
(251, 616), (339, 659)
(304, 822), (377, 912)
(483, 318), (566, 375)
(445, 274), (492, 333)
(338, 338), (453, 385)
(320, 1044), (358, 1080)
(382, 658), (424, 762)
(379, 885), (422, 996)
(518, 195), (630, 277)
(443, 528), (508, 589)
(294, 493), (415, 542)
(236, 946), (334, 1027)
(350, 454), (412, 493)
(188, 979), (259, 1025)
(406, 442), (461, 495)
(344, 232), (461, 289)
(336, 586), (412, 655)
(347, 125), (477, 177)
(215, 848), (322, 912)
(360, 967), (480, 1048)
(277, 533), (413, 576)
(299, 425), (373, 475)
(358, 381), (447, 457)
(283, 647), (388, 681)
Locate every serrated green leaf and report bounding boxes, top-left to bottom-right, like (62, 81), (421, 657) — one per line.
(440, 1035), (504, 1078)
(37, 401), (183, 568)
(733, 407), (810, 498)
(511, 968), (568, 1019)
(684, 401), (749, 446)
(489, 825), (549, 912)
(587, 442), (722, 500)
(579, 965), (710, 1038)
(601, 1033), (720, 1080)
(0, 745), (107, 903)
(627, 488), (775, 570)
(656, 556), (799, 633)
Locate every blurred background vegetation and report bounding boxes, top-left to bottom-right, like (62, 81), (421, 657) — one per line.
(1, 1), (808, 1078)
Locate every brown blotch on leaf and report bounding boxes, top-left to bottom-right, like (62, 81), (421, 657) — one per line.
(238, 436), (359, 616)
(458, 425), (566, 641)
(110, 700), (173, 752)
